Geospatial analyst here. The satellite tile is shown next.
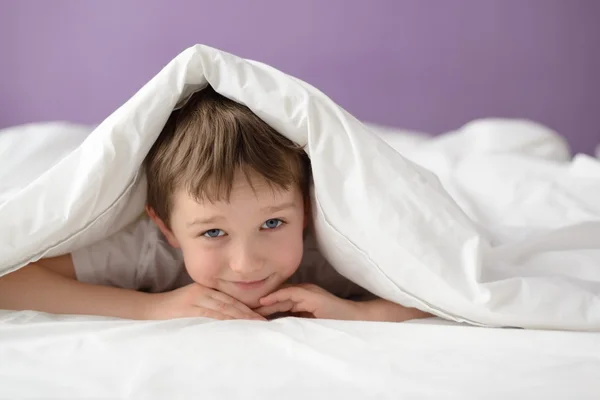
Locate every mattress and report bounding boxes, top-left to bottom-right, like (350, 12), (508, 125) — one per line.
(1, 311), (599, 399)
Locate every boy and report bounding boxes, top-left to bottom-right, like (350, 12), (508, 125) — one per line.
(0, 86), (430, 323)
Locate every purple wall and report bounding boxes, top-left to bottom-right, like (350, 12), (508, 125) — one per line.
(1, 0), (599, 154)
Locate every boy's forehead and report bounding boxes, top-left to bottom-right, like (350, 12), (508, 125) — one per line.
(174, 175), (299, 209)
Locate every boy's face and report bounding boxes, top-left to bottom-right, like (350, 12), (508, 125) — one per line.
(151, 171), (306, 308)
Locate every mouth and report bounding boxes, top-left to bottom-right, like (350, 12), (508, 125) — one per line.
(229, 275), (272, 290)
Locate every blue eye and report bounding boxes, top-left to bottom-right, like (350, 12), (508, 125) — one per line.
(203, 229), (225, 238)
(262, 219), (283, 230)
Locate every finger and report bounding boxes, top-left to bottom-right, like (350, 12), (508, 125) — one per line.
(260, 287), (314, 306)
(187, 308), (234, 321)
(209, 291), (266, 320)
(212, 298), (264, 320)
(195, 293), (255, 320)
(254, 300), (295, 317)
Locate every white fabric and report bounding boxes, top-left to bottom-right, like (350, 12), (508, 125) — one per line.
(71, 215), (363, 298)
(1, 311), (599, 399)
(1, 44), (600, 330)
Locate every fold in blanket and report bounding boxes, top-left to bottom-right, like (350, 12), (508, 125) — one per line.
(1, 45), (599, 330)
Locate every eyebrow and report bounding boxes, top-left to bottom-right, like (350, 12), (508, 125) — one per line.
(185, 202), (297, 228)
(186, 215), (225, 228)
(261, 202), (297, 214)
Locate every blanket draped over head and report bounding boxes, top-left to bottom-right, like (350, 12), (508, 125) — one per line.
(2, 45), (599, 330)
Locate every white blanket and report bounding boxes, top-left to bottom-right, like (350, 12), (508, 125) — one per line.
(1, 45), (600, 331)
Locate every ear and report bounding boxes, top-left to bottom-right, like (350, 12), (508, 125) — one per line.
(145, 205), (181, 248)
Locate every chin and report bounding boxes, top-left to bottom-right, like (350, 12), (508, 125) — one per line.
(244, 298), (262, 309)
(225, 282), (282, 310)
(209, 272), (291, 309)
(226, 291), (262, 309)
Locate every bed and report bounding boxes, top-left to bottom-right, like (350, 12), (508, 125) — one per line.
(1, 45), (599, 398)
(1, 311), (599, 398)
(2, 120), (599, 398)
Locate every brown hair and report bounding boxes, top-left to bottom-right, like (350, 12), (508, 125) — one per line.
(143, 85), (311, 227)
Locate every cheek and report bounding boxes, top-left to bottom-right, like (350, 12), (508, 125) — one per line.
(268, 228), (304, 277)
(180, 243), (222, 287)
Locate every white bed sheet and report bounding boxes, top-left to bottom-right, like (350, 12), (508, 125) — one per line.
(1, 311), (599, 399)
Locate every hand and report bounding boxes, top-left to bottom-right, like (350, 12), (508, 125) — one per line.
(146, 283), (266, 321)
(254, 284), (361, 320)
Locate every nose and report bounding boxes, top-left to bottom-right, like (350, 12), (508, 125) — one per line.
(229, 242), (262, 275)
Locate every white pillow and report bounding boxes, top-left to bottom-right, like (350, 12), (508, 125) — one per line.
(1, 45), (599, 330)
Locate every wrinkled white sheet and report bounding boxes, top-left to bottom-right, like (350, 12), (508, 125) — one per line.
(1, 311), (599, 399)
